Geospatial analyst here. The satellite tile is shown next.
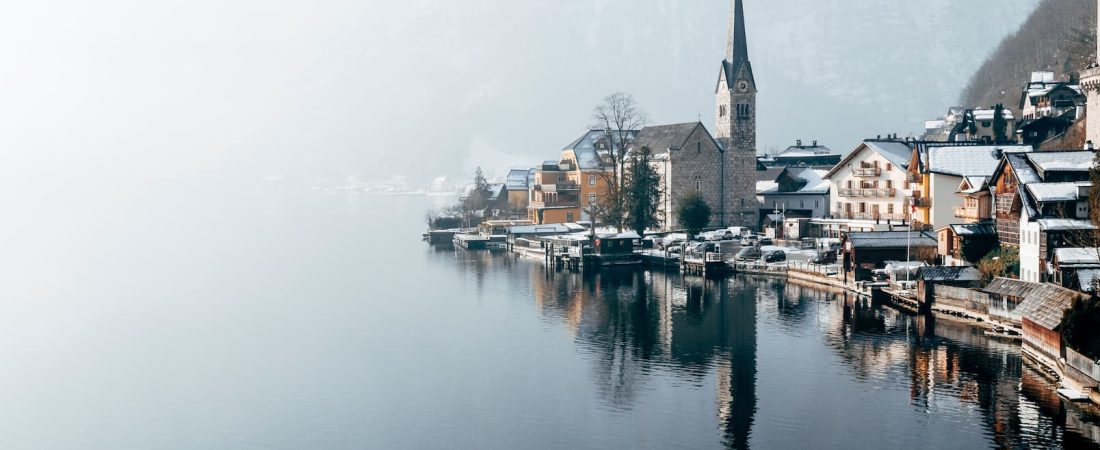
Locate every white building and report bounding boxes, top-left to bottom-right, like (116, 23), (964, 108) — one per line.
(817, 139), (914, 237)
(1020, 71), (1084, 121)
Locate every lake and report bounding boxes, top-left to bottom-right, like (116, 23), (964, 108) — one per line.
(1, 187), (1097, 449)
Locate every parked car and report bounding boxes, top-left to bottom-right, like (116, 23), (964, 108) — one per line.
(735, 246), (762, 261)
(764, 250), (786, 263)
(691, 242), (720, 254)
(758, 237), (774, 246)
(810, 250), (837, 264)
(740, 235), (759, 246)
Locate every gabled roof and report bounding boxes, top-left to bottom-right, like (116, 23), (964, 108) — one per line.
(757, 167), (830, 195)
(1054, 247), (1100, 266)
(563, 129), (638, 171)
(505, 168), (534, 190)
(633, 122), (707, 154)
(1037, 218), (1097, 231)
(1015, 284), (1083, 330)
(957, 176), (988, 195)
(823, 139), (913, 179)
(925, 145), (1031, 177)
(917, 266), (981, 282)
(948, 223), (996, 236)
(846, 231), (937, 249)
(1026, 151), (1097, 174)
(982, 280), (1082, 329)
(1025, 181), (1090, 202)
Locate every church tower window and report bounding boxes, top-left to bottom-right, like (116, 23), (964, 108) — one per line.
(736, 104), (750, 120)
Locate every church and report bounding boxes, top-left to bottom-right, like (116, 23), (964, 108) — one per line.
(634, 0), (758, 230)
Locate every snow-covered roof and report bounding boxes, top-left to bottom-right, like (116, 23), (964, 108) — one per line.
(564, 129), (637, 170)
(1079, 269), (1100, 292)
(1005, 153), (1041, 184)
(1037, 218), (1098, 231)
(1054, 248), (1100, 266)
(505, 168), (534, 190)
(863, 140), (913, 169)
(949, 223), (996, 236)
(972, 108), (1015, 121)
(925, 145), (1031, 177)
(918, 266), (982, 282)
(958, 176), (988, 194)
(756, 180), (778, 194)
(1025, 181), (1090, 202)
(1027, 151), (1096, 173)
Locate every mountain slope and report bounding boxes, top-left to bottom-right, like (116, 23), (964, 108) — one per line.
(960, 0), (1096, 111)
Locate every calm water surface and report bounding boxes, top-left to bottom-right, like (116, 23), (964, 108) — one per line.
(2, 188), (1099, 449)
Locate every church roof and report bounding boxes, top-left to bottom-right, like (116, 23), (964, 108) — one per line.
(633, 122), (709, 154)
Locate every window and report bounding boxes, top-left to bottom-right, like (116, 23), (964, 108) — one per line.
(566, 212), (574, 222)
(982, 121), (991, 128)
(695, 176), (702, 192)
(588, 175), (596, 186)
(885, 180), (893, 189)
(558, 175), (565, 183)
(888, 204), (894, 214)
(697, 142), (702, 153)
(588, 193), (597, 205)
(719, 105), (727, 117)
(736, 103), (750, 120)
(886, 164), (893, 172)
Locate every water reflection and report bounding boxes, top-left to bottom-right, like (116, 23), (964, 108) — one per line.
(445, 249), (1100, 449)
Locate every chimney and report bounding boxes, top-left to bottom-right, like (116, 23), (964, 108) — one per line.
(812, 140), (817, 146)
(1086, 140), (1095, 151)
(796, 139), (802, 147)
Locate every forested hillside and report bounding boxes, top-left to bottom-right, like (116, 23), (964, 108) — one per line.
(960, 0), (1096, 112)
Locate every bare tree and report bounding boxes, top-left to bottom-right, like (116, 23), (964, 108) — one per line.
(591, 92), (647, 231)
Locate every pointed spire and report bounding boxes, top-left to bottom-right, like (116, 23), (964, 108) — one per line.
(726, 0), (749, 65)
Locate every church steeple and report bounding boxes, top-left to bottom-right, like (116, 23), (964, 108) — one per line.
(726, 0), (748, 67)
(723, 0), (754, 88)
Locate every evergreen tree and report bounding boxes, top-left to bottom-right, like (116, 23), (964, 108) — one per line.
(992, 103), (1009, 143)
(1062, 297), (1100, 359)
(676, 192), (711, 239)
(623, 146), (662, 236)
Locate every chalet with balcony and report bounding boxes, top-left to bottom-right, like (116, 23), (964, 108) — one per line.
(818, 138), (914, 238)
(988, 150), (1097, 282)
(907, 144), (1030, 230)
(1019, 71), (1085, 121)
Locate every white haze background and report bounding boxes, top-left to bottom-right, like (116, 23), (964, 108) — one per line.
(0, 0), (1042, 191)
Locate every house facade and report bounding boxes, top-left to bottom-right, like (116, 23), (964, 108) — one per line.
(824, 139), (914, 225)
(907, 144), (1031, 231)
(989, 150), (1097, 282)
(527, 131), (621, 225)
(1019, 71), (1085, 121)
(757, 167), (830, 229)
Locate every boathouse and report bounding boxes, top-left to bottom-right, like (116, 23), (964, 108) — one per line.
(916, 266), (981, 305)
(1012, 282), (1086, 372)
(841, 231), (938, 282)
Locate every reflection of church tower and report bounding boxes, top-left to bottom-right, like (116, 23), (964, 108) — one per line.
(715, 0), (759, 227)
(716, 278), (757, 449)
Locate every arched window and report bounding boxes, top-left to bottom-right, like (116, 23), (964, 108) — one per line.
(695, 176), (702, 192)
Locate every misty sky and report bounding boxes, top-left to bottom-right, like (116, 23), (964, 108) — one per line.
(0, 0), (1043, 189)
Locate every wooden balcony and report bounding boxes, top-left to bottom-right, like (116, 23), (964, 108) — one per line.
(834, 212), (908, 221)
(906, 172), (922, 183)
(911, 196), (932, 208)
(854, 167), (882, 177)
(529, 199), (579, 209)
(953, 206), (987, 221)
(838, 188), (897, 198)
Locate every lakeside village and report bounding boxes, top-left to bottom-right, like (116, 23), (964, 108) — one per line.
(425, 1), (1100, 406)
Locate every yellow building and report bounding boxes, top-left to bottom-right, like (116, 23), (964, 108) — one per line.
(528, 130), (619, 225)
